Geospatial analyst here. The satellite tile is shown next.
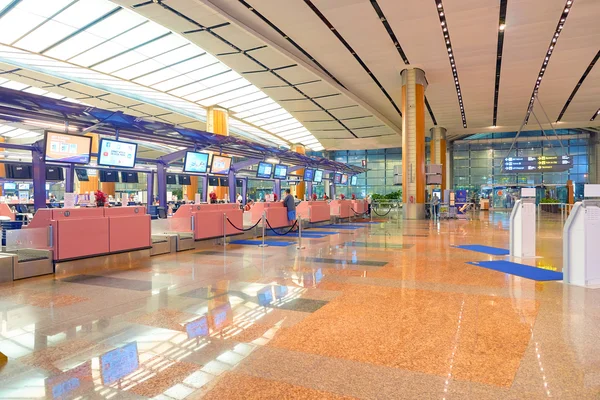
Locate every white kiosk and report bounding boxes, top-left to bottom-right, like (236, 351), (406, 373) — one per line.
(563, 184), (600, 287)
(509, 188), (536, 258)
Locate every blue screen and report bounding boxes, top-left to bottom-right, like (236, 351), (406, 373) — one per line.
(184, 152), (209, 173)
(303, 169), (315, 181)
(3, 182), (16, 190)
(273, 164), (288, 179)
(257, 162), (273, 179)
(100, 342), (139, 385)
(350, 176), (357, 185)
(185, 316), (209, 339)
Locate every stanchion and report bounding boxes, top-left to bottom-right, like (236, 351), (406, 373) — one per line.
(296, 216), (305, 250)
(397, 202), (400, 226)
(258, 211), (269, 248)
(222, 213), (228, 247)
(370, 205), (373, 222)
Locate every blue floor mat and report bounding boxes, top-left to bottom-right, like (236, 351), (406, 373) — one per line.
(454, 245), (509, 256)
(230, 240), (294, 247)
(280, 233), (326, 239)
(303, 231), (340, 235)
(268, 231), (337, 236)
(467, 260), (563, 281)
(318, 225), (362, 230)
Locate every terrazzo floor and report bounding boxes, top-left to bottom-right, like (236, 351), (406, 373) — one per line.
(0, 211), (598, 399)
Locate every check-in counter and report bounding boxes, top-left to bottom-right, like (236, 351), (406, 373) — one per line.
(350, 200), (366, 215)
(296, 201), (330, 223)
(27, 207), (150, 261)
(249, 202), (290, 229)
(330, 200), (352, 219)
(172, 203), (243, 240)
(0, 203), (16, 221)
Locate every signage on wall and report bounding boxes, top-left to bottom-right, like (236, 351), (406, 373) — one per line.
(502, 156), (573, 173)
(361, 160), (367, 167)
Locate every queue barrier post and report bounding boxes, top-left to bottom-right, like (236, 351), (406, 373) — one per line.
(258, 211), (269, 248)
(222, 213), (228, 247)
(296, 216), (305, 250)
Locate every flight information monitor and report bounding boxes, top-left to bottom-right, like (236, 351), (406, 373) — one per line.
(98, 139), (137, 168)
(341, 174), (348, 185)
(273, 164), (288, 180)
(303, 169), (315, 181)
(350, 175), (357, 185)
(333, 173), (342, 184)
(313, 169), (323, 183)
(210, 155), (232, 175)
(183, 151), (209, 173)
(502, 155), (573, 173)
(45, 132), (92, 164)
(256, 162), (273, 179)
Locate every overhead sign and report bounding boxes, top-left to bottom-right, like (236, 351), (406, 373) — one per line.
(502, 156), (573, 173)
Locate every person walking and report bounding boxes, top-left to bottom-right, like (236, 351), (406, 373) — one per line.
(432, 194), (440, 219)
(366, 194), (372, 215)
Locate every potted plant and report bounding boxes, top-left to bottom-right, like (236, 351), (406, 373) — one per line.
(94, 190), (107, 207)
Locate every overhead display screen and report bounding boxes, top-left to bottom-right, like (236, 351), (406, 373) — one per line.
(273, 164), (288, 180)
(210, 155), (232, 175)
(3, 183), (16, 190)
(303, 169), (315, 181)
(100, 342), (139, 385)
(98, 139), (137, 168)
(313, 169), (323, 183)
(183, 151), (209, 173)
(350, 175), (357, 185)
(45, 132), (92, 164)
(341, 174), (348, 185)
(502, 155), (573, 173)
(256, 162), (273, 179)
(333, 173), (342, 184)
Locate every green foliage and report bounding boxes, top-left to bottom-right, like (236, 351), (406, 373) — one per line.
(172, 188), (183, 200)
(372, 190), (402, 200)
(540, 197), (559, 204)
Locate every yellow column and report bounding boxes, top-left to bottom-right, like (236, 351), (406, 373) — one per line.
(430, 127), (447, 190)
(401, 68), (428, 219)
(185, 177), (198, 200)
(291, 144), (306, 199)
(207, 107), (229, 200)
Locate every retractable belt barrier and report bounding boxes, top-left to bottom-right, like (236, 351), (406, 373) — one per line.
(266, 219), (298, 236)
(226, 217), (261, 232)
(372, 208), (393, 217)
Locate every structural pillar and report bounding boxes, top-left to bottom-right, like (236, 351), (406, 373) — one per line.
(241, 178), (248, 204)
(65, 165), (74, 193)
(207, 106), (230, 200)
(157, 163), (167, 207)
(32, 147), (46, 211)
(401, 68), (428, 219)
(201, 176), (208, 203)
(147, 172), (154, 205)
(273, 180), (281, 199)
(430, 126), (447, 190)
(291, 144), (306, 199)
(227, 170), (236, 203)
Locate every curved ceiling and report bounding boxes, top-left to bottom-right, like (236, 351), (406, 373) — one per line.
(199, 0), (599, 145)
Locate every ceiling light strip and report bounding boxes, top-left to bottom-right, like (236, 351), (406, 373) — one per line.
(304, 0), (402, 117)
(493, 0), (508, 127)
(237, 0), (345, 89)
(155, 0), (354, 139)
(557, 49), (599, 122)
(369, 0), (437, 125)
(525, 0), (575, 123)
(435, 0), (467, 128)
(0, 0), (20, 20)
(591, 107), (600, 122)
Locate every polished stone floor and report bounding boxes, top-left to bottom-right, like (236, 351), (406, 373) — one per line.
(0, 212), (599, 399)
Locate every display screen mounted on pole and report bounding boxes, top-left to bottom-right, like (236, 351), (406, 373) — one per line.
(45, 132), (92, 164)
(502, 156), (573, 173)
(98, 139), (138, 168)
(183, 152), (209, 173)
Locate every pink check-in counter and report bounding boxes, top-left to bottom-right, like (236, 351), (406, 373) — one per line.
(249, 202), (290, 229)
(296, 201), (330, 223)
(172, 203), (243, 240)
(351, 200), (367, 215)
(26, 206), (151, 261)
(330, 200), (352, 219)
(0, 203), (16, 220)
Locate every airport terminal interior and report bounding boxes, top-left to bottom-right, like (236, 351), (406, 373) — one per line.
(0, 0), (599, 399)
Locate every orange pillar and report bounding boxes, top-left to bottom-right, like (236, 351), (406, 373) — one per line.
(291, 144), (306, 199)
(401, 68), (427, 219)
(430, 127), (447, 190)
(207, 107), (229, 199)
(185, 177), (198, 200)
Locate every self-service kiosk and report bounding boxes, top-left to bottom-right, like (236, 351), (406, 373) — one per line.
(563, 185), (600, 287)
(509, 188), (536, 258)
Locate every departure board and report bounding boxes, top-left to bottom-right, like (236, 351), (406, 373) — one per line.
(502, 155), (573, 173)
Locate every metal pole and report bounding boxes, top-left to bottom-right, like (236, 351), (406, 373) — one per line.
(296, 216), (305, 250)
(370, 202), (373, 222)
(259, 211), (269, 248)
(397, 200), (400, 226)
(222, 213), (227, 247)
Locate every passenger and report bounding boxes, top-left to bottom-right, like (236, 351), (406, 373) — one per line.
(432, 193), (440, 219)
(237, 193), (243, 204)
(282, 188), (296, 228)
(366, 194), (372, 215)
(49, 193), (58, 206)
(244, 200), (254, 211)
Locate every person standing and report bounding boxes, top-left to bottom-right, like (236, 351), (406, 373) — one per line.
(282, 188), (296, 226)
(366, 194), (372, 215)
(432, 194), (440, 219)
